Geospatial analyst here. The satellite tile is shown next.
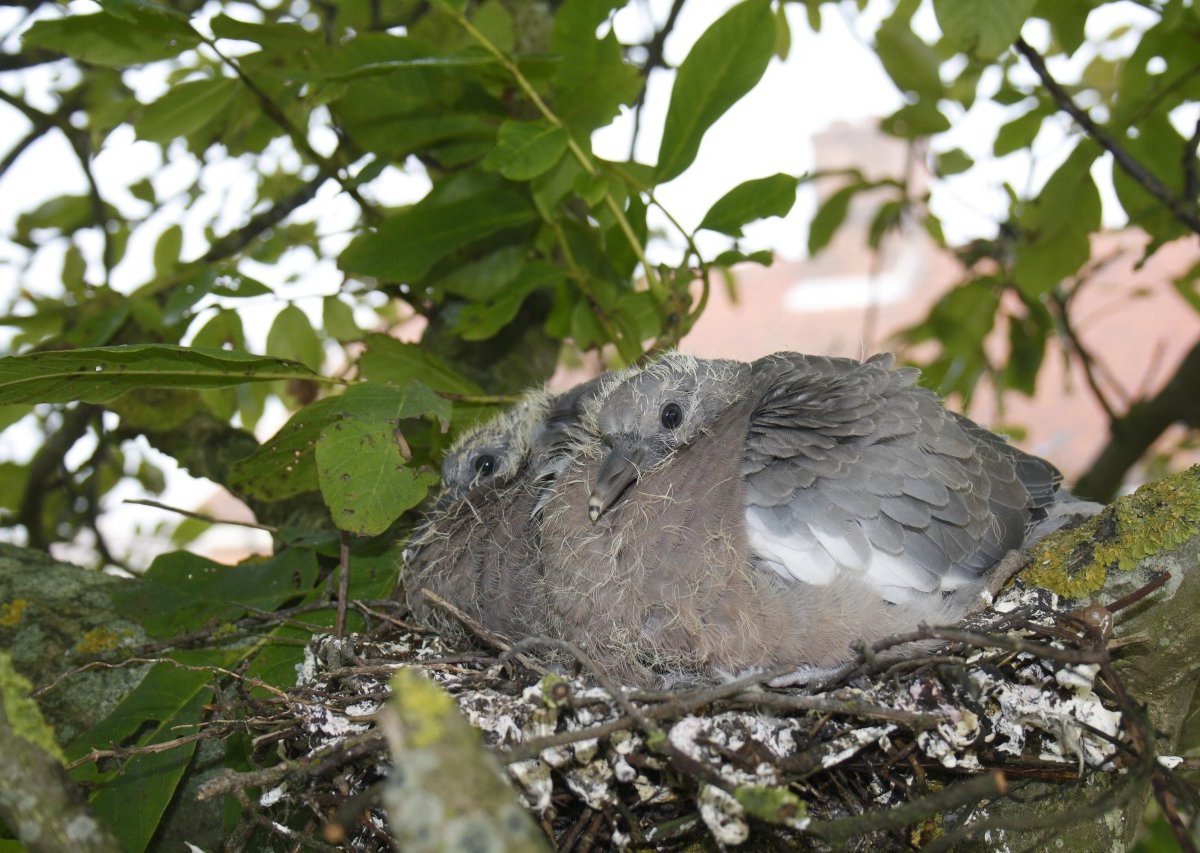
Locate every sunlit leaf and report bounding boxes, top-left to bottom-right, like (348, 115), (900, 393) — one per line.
(698, 173), (797, 236)
(656, 0), (776, 182)
(267, 305), (324, 371)
(552, 0), (642, 133)
(0, 345), (319, 405)
(933, 0), (1036, 60)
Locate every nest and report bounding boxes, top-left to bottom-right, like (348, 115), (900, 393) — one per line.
(190, 573), (1184, 851)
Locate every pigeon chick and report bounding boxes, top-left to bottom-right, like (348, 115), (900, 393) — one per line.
(540, 350), (1074, 686)
(405, 378), (599, 641)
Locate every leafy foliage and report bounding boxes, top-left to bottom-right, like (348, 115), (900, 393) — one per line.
(0, 0), (1197, 846)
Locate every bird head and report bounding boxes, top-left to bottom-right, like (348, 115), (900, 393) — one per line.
(437, 391), (552, 507)
(583, 352), (748, 522)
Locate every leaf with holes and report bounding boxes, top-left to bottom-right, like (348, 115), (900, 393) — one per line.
(316, 417), (439, 535)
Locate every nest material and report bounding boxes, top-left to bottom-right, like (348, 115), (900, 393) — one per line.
(201, 577), (1172, 851)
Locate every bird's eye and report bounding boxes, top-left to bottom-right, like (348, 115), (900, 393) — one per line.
(660, 402), (683, 430)
(473, 454), (496, 477)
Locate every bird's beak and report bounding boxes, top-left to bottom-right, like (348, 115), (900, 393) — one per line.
(588, 442), (644, 522)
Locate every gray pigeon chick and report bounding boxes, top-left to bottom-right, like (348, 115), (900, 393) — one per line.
(437, 376), (603, 505)
(405, 378), (600, 641)
(540, 350), (1074, 685)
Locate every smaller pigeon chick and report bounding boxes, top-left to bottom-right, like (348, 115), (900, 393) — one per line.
(405, 377), (600, 641)
(436, 392), (551, 508)
(541, 350), (1081, 686)
(437, 376), (602, 506)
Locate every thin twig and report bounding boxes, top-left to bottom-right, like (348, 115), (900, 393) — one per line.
(124, 498), (278, 532)
(1014, 37), (1200, 235)
(336, 530), (350, 637)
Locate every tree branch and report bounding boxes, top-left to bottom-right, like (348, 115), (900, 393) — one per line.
(1075, 335), (1200, 501)
(16, 405), (97, 549)
(0, 694), (121, 852)
(199, 174), (325, 264)
(1014, 38), (1200, 236)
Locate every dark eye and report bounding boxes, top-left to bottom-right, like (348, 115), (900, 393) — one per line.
(660, 402), (683, 430)
(473, 454), (496, 477)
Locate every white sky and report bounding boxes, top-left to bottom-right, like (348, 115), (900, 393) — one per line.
(0, 0), (1173, 566)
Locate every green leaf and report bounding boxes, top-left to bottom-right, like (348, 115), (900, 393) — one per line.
(211, 272), (273, 298)
(994, 103), (1047, 156)
(880, 101), (950, 138)
(573, 172), (609, 208)
(570, 298), (607, 349)
(552, 0), (643, 133)
(113, 549), (319, 635)
(867, 199), (904, 249)
(135, 78), (238, 144)
(267, 304), (324, 371)
(13, 195), (96, 244)
(875, 9), (944, 99)
(774, 3), (792, 59)
(22, 9), (200, 67)
(357, 334), (483, 395)
(0, 345), (318, 405)
(1004, 308), (1047, 396)
(656, 0), (776, 182)
(67, 658), (211, 850)
(316, 417), (439, 535)
(186, 309), (242, 352)
(229, 381), (451, 501)
(900, 278), (1001, 404)
(1111, 112), (1192, 245)
(472, 0), (515, 52)
(1173, 260), (1200, 315)
(933, 0), (1036, 60)
(340, 187), (536, 282)
(431, 246), (525, 300)
(1033, 0), (1092, 55)
(713, 248), (775, 267)
(532, 154), (586, 217)
(698, 173), (797, 236)
(455, 261), (566, 340)
(1012, 142), (1100, 297)
(483, 120), (570, 181)
(934, 148), (973, 176)
(808, 183), (860, 255)
(323, 296), (361, 342)
(153, 224), (183, 278)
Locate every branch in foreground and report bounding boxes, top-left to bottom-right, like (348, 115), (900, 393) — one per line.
(0, 658), (120, 852)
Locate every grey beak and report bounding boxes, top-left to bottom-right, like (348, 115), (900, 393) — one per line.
(588, 442), (644, 522)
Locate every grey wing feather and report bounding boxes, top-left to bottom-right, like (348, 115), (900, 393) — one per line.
(741, 352), (1062, 601)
